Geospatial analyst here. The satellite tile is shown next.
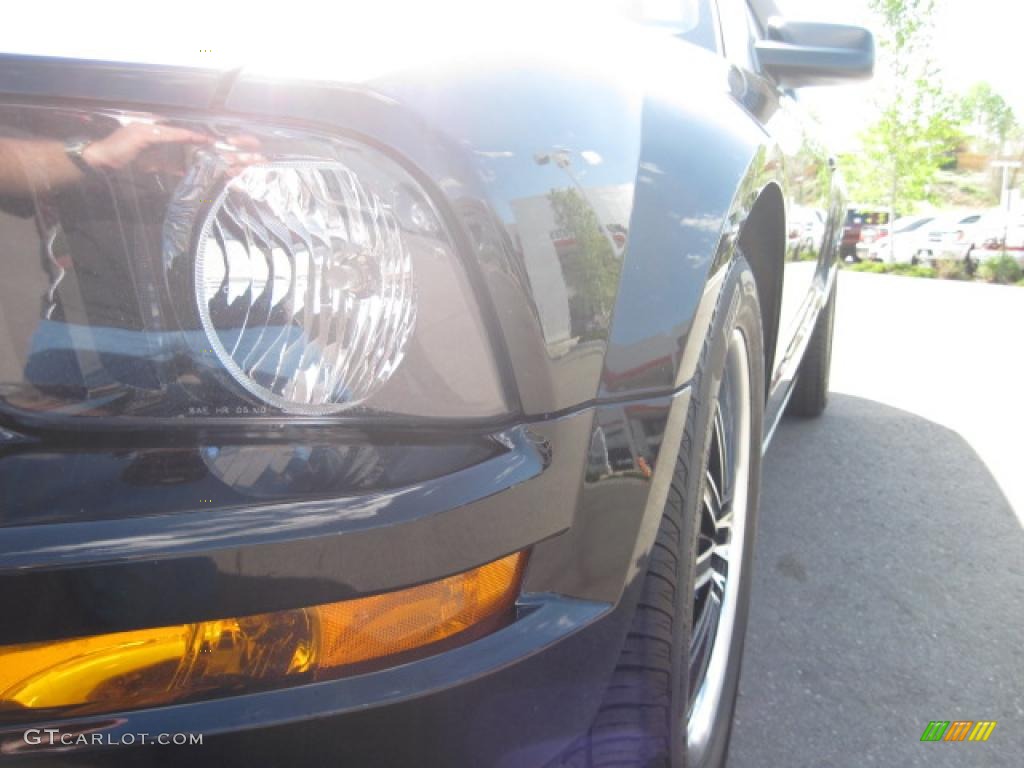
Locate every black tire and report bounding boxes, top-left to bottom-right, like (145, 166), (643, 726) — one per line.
(787, 277), (836, 419)
(553, 255), (765, 768)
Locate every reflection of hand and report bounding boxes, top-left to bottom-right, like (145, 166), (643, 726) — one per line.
(220, 134), (267, 177)
(82, 123), (211, 172)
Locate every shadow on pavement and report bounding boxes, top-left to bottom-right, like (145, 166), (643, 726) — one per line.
(728, 394), (1024, 768)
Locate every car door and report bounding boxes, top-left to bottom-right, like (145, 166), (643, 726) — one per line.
(716, 0), (834, 380)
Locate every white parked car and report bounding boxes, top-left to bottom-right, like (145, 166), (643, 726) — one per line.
(918, 212), (986, 262)
(788, 206), (826, 258)
(867, 215), (936, 263)
(970, 213), (1024, 263)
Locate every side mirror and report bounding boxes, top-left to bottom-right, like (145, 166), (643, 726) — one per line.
(754, 18), (875, 88)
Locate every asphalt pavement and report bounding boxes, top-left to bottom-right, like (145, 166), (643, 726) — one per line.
(728, 271), (1024, 767)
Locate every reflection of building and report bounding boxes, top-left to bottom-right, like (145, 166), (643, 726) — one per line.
(589, 402), (666, 479)
(508, 184), (632, 352)
(602, 330), (677, 393)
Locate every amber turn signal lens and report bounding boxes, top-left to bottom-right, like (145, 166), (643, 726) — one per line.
(0, 552), (525, 721)
(315, 550), (524, 669)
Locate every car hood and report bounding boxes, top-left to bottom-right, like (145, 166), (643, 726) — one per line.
(0, 1), (687, 99)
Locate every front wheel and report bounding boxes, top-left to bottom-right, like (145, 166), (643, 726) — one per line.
(555, 255), (765, 768)
(685, 311), (762, 768)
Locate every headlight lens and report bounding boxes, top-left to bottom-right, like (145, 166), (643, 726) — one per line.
(0, 105), (507, 422)
(194, 161), (416, 414)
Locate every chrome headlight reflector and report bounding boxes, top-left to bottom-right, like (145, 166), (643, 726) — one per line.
(195, 162), (416, 414)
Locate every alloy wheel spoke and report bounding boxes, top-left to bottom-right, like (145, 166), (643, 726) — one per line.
(689, 588), (721, 667)
(709, 567), (727, 602)
(713, 508), (733, 539)
(704, 474), (724, 525)
(713, 404), (727, 493)
(694, 545), (715, 590)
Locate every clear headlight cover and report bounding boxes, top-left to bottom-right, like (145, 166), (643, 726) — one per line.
(192, 161), (416, 414)
(0, 105), (507, 422)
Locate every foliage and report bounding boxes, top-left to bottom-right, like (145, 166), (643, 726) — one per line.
(934, 259), (969, 280)
(845, 254), (1024, 285)
(547, 187), (620, 340)
(895, 264), (938, 278)
(840, 0), (961, 214)
(868, 0), (934, 48)
(845, 261), (889, 273)
(960, 83), (1018, 153)
(843, 261), (936, 278)
(979, 254), (1024, 285)
(930, 169), (999, 208)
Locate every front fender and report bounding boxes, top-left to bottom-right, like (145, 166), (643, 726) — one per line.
(225, 24), (783, 420)
(602, 84), (785, 401)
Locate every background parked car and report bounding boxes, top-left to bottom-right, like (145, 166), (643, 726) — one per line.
(867, 214), (936, 263)
(920, 211), (986, 262)
(788, 206), (827, 260)
(972, 212), (1024, 263)
(843, 205), (893, 260)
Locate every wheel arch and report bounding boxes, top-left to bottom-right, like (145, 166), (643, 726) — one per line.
(738, 182), (786, 393)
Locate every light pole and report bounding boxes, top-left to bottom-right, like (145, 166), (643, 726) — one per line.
(992, 159), (1022, 254)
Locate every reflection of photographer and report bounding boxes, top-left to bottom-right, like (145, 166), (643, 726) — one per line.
(0, 123), (211, 197)
(0, 122), (211, 401)
(0, 118), (266, 406)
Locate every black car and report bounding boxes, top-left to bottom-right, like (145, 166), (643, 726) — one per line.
(0, 2), (872, 766)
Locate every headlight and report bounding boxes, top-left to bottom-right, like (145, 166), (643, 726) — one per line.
(193, 161), (416, 414)
(0, 105), (507, 422)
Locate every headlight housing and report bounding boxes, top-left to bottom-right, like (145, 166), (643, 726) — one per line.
(0, 105), (507, 422)
(191, 160), (416, 415)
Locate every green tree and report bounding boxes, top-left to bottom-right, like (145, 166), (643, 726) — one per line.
(841, 0), (960, 214)
(961, 82), (1017, 154)
(547, 187), (620, 340)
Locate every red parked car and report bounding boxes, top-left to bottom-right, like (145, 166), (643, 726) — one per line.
(841, 206), (892, 260)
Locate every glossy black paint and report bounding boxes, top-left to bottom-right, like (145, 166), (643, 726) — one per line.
(1, 421), (566, 643)
(0, 2), (866, 764)
(0, 389), (690, 766)
(0, 435), (503, 528)
(0, 54), (231, 110)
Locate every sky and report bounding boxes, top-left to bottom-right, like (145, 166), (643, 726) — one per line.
(781, 0), (1020, 151)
